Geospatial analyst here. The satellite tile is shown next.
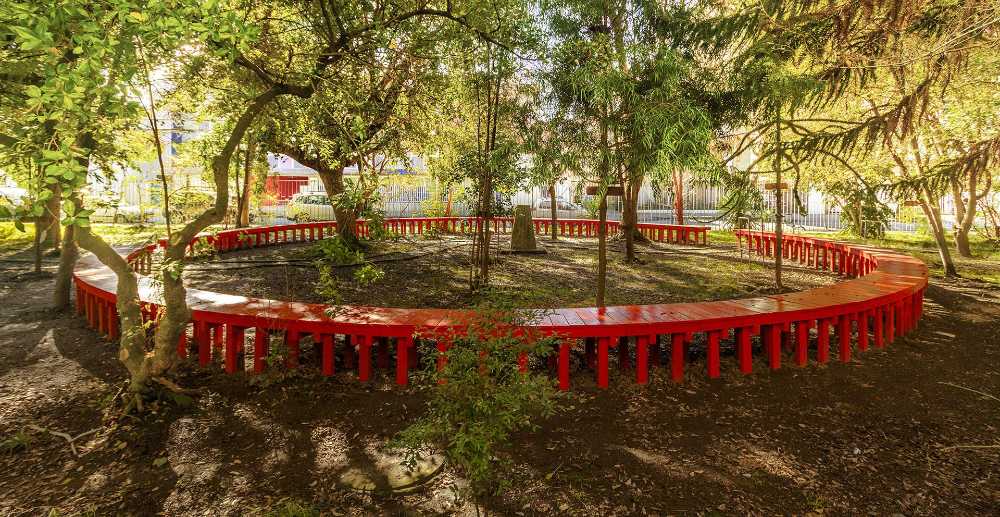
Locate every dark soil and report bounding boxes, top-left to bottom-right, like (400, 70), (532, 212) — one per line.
(182, 236), (836, 308)
(2, 244), (999, 515)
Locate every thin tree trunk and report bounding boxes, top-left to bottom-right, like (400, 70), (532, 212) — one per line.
(549, 182), (558, 240)
(32, 218), (42, 274)
(42, 182), (61, 251)
(597, 193), (608, 307)
(773, 114), (783, 290)
(673, 169), (684, 225)
(316, 164), (359, 244)
(52, 224), (77, 310)
(149, 86), (288, 385)
(71, 201), (149, 397)
(238, 139), (256, 227)
(920, 193), (958, 277)
(596, 114), (610, 306)
(622, 175), (644, 262)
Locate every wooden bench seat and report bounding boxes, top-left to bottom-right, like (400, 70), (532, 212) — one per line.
(74, 220), (926, 390)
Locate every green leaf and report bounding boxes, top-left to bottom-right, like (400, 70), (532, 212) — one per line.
(14, 220), (24, 232)
(41, 149), (64, 161)
(152, 457), (169, 467)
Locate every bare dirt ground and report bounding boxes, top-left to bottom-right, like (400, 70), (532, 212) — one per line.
(1, 243), (999, 516)
(182, 236), (835, 308)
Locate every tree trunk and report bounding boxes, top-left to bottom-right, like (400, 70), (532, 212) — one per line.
(773, 116), (783, 290)
(596, 193), (608, 307)
(74, 221), (150, 395)
(622, 175), (644, 262)
(42, 182), (61, 251)
(955, 229), (973, 258)
(920, 195), (958, 277)
(52, 224), (78, 310)
(32, 218), (42, 274)
(672, 169), (684, 225)
(316, 164), (359, 245)
(951, 169), (990, 258)
(548, 182), (558, 240)
(237, 139), (256, 228)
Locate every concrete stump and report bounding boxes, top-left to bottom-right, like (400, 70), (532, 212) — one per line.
(510, 204), (538, 252)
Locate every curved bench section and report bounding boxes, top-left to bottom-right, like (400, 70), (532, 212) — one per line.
(73, 219), (925, 391)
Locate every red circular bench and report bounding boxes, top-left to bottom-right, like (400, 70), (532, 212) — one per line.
(73, 219), (925, 390)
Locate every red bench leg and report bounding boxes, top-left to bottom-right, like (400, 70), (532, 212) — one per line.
(671, 333), (686, 382)
(795, 322), (809, 366)
(707, 330), (721, 378)
(636, 335), (649, 384)
(838, 315), (852, 363)
(212, 324), (224, 351)
(559, 339), (571, 391)
(196, 320), (211, 367)
(225, 325), (244, 374)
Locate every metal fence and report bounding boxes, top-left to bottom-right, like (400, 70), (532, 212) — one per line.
(250, 176), (925, 233)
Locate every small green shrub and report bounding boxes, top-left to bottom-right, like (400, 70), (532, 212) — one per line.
(582, 196), (600, 219)
(189, 238), (217, 259)
(0, 430), (32, 454)
(353, 263), (385, 286)
(391, 290), (559, 497)
(363, 210), (396, 242)
(314, 264), (343, 305)
(312, 236), (363, 266)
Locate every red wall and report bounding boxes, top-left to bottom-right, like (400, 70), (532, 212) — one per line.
(264, 176), (309, 204)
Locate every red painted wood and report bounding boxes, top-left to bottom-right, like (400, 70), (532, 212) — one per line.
(795, 321), (810, 366)
(559, 340), (571, 391)
(636, 335), (649, 384)
(76, 221), (928, 390)
(225, 325), (244, 374)
(597, 337), (610, 389)
(671, 333), (686, 382)
(707, 330), (721, 378)
(396, 336), (411, 386)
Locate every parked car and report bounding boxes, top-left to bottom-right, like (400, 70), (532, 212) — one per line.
(286, 193), (335, 222)
(91, 205), (155, 223)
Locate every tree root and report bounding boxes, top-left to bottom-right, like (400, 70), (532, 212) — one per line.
(27, 425), (102, 457)
(153, 376), (199, 395)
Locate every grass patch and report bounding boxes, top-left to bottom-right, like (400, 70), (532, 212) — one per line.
(714, 228), (1000, 285)
(0, 222), (230, 257)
